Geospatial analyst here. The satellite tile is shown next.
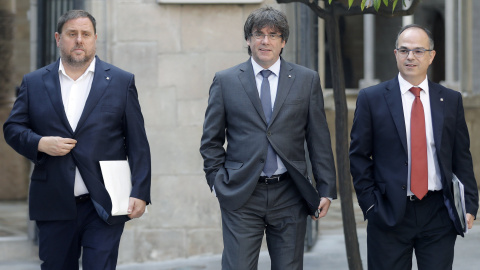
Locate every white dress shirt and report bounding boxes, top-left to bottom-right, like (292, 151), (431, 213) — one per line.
(398, 74), (442, 195)
(59, 57), (96, 196)
(251, 58), (287, 176)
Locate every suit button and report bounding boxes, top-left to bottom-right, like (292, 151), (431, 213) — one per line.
(404, 161), (408, 166)
(70, 166), (75, 171)
(267, 132), (271, 136)
(260, 159), (265, 163)
(402, 185), (406, 190)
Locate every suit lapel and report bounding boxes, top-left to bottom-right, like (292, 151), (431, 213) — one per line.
(384, 77), (408, 154)
(271, 59), (295, 125)
(238, 59), (267, 124)
(43, 59), (74, 134)
(75, 57), (111, 132)
(428, 81), (445, 153)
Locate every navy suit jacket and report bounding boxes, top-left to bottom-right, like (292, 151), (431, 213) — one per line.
(3, 56), (151, 225)
(350, 76), (478, 236)
(200, 58), (337, 214)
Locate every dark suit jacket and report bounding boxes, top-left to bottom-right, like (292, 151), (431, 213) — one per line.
(3, 56), (151, 225)
(200, 58), (337, 214)
(349, 76), (479, 236)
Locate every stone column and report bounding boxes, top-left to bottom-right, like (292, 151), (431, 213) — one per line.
(359, 15), (379, 89)
(0, 1), (29, 200)
(460, 0), (473, 94)
(402, 0), (414, 26)
(473, 0), (480, 94)
(440, 0), (460, 91)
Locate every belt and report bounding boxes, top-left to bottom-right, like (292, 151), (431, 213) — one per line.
(408, 190), (441, 201)
(75, 194), (91, 203)
(258, 172), (289, 185)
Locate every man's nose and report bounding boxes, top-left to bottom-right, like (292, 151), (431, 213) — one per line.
(261, 36), (270, 44)
(406, 50), (415, 59)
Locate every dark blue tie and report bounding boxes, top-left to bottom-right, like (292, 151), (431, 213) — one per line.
(260, 70), (277, 177)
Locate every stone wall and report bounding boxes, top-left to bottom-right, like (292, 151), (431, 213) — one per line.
(0, 0), (30, 200)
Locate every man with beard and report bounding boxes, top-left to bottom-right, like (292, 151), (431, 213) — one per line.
(3, 10), (151, 269)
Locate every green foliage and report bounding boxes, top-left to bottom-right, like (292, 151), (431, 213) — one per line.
(349, 0), (355, 8)
(361, 0), (367, 11)
(392, 0), (399, 11)
(352, 0), (407, 12)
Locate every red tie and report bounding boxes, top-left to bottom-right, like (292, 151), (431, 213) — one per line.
(409, 87), (428, 200)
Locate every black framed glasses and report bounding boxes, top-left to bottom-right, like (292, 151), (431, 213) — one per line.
(396, 48), (433, 58)
(250, 32), (283, 40)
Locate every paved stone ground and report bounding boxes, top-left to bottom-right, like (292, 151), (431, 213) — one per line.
(1, 194), (479, 270)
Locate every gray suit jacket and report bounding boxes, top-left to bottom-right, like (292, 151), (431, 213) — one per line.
(200, 58), (336, 214)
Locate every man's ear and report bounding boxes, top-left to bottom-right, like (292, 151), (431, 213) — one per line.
(55, 32), (60, 47)
(428, 50), (436, 65)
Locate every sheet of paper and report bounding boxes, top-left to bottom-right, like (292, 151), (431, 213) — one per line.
(100, 160), (132, 216)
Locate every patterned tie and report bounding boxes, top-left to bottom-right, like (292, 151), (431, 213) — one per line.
(409, 87), (428, 200)
(260, 70), (277, 177)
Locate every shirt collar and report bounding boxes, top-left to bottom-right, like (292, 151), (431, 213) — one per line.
(251, 57), (281, 77)
(398, 73), (429, 95)
(59, 57), (96, 80)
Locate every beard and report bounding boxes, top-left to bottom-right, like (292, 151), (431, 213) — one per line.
(61, 46), (95, 68)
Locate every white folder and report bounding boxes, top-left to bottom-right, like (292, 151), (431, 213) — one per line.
(452, 174), (468, 233)
(99, 160), (132, 216)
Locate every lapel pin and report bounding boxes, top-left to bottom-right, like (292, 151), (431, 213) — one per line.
(288, 75), (292, 78)
(440, 98), (444, 102)
(106, 76), (110, 80)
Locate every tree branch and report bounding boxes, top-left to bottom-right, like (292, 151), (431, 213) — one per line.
(277, 0), (329, 19)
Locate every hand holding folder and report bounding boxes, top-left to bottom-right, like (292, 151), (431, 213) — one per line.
(99, 160), (133, 216)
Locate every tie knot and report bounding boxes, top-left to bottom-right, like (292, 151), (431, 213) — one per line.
(261, 70), (272, 78)
(410, 87), (422, 97)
